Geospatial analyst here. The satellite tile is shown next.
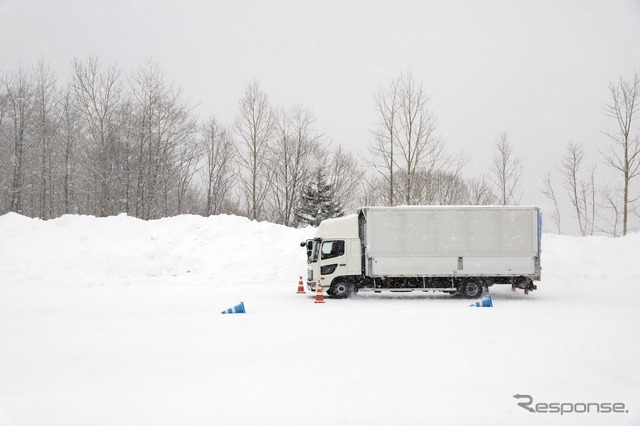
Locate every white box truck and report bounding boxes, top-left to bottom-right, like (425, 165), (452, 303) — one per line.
(301, 206), (541, 298)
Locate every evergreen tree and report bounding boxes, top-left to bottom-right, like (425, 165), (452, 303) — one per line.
(296, 168), (342, 226)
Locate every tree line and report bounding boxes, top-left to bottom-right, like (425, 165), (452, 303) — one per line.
(366, 71), (640, 237)
(541, 72), (640, 237)
(1, 59), (638, 235)
(0, 58), (361, 226)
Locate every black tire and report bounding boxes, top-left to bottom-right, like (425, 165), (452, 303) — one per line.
(459, 281), (483, 299)
(330, 281), (352, 299)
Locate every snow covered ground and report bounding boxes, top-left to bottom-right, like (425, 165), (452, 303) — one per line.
(0, 213), (639, 425)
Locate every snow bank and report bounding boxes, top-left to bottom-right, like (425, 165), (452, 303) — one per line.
(0, 213), (314, 288)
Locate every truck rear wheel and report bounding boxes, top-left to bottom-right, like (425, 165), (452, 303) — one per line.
(330, 281), (352, 299)
(459, 281), (483, 299)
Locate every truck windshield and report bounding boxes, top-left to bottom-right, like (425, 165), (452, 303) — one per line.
(310, 239), (320, 263)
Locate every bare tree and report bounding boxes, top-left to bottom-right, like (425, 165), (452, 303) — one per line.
(32, 59), (61, 219)
(359, 177), (382, 207)
(269, 106), (321, 226)
(172, 138), (201, 215)
(467, 175), (497, 206)
(396, 73), (446, 205)
(596, 185), (623, 237)
(585, 165), (597, 236)
(491, 132), (523, 205)
(60, 87), (81, 214)
(128, 59), (198, 218)
(3, 66), (34, 215)
(367, 73), (449, 206)
(428, 170), (468, 205)
(129, 59), (169, 218)
(560, 142), (588, 235)
(404, 156), (466, 205)
(234, 80), (275, 221)
(200, 117), (235, 216)
(541, 171), (562, 234)
(360, 175), (387, 207)
(368, 76), (400, 205)
(326, 145), (364, 214)
(602, 71), (640, 236)
(71, 57), (123, 217)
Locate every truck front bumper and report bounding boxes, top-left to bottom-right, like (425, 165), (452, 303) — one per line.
(307, 280), (330, 292)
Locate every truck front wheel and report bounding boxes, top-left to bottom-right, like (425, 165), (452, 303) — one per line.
(459, 281), (483, 299)
(330, 281), (352, 299)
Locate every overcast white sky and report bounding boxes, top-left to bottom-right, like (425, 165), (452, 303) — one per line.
(1, 0), (640, 230)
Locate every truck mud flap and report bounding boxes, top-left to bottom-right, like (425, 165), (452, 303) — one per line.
(511, 277), (536, 295)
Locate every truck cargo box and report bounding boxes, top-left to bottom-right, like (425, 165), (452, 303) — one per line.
(360, 206), (541, 278)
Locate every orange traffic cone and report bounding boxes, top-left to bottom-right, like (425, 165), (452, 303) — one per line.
(314, 281), (325, 304)
(296, 276), (306, 294)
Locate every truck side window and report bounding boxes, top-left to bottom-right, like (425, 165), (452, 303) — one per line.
(321, 240), (345, 260)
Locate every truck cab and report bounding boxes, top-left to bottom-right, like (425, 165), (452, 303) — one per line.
(301, 215), (361, 298)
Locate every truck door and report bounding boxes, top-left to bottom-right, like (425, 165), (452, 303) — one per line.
(319, 240), (346, 277)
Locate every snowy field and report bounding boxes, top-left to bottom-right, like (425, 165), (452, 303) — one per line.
(0, 212), (639, 426)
